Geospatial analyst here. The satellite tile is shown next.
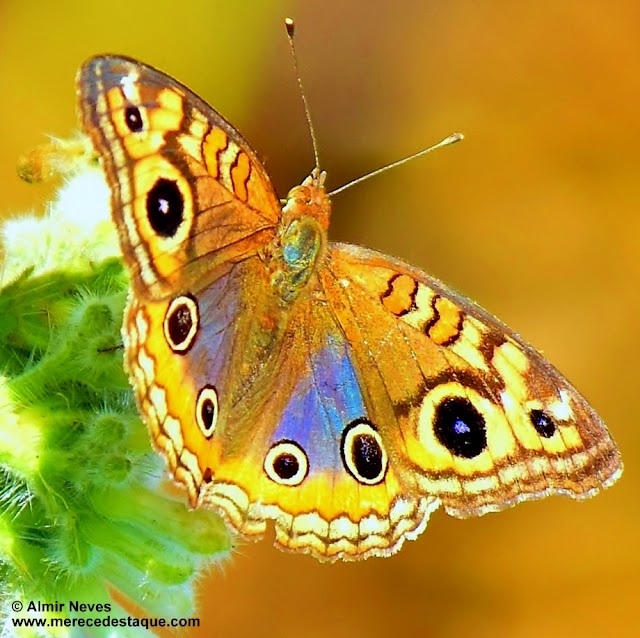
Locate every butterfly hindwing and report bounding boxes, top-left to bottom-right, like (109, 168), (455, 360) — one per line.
(126, 257), (438, 560)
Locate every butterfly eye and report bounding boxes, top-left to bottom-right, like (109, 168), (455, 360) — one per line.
(264, 441), (309, 486)
(163, 294), (199, 353)
(196, 386), (219, 438)
(341, 419), (388, 485)
(529, 409), (556, 438)
(146, 178), (184, 238)
(124, 104), (144, 132)
(433, 396), (487, 458)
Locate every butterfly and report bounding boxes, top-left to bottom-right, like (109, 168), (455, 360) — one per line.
(76, 54), (622, 561)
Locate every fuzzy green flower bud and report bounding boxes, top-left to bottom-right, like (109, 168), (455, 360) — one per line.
(0, 160), (232, 638)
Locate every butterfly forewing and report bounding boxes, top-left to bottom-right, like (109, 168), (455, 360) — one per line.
(323, 243), (622, 517)
(78, 56), (281, 299)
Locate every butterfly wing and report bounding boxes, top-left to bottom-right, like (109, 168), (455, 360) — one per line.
(320, 242), (622, 519)
(77, 55), (280, 299)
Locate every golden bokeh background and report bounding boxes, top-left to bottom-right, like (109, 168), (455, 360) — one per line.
(1, 1), (638, 637)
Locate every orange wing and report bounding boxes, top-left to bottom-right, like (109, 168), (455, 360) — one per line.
(320, 242), (622, 518)
(77, 55), (280, 299)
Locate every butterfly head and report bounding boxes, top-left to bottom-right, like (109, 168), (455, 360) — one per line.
(283, 167), (331, 231)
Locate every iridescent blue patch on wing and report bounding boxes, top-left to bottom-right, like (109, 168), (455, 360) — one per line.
(189, 267), (244, 384)
(274, 334), (368, 471)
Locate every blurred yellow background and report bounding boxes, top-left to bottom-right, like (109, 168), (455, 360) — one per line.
(1, 1), (638, 637)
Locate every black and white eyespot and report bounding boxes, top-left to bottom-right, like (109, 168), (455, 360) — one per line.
(264, 440), (309, 486)
(529, 409), (556, 438)
(124, 104), (144, 132)
(196, 385), (219, 438)
(163, 294), (199, 353)
(341, 419), (388, 485)
(433, 396), (487, 458)
(147, 178), (185, 238)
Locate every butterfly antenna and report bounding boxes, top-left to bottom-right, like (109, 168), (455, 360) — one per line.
(328, 132), (464, 197)
(285, 18), (321, 172)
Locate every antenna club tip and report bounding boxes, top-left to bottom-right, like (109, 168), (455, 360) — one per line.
(285, 17), (295, 37)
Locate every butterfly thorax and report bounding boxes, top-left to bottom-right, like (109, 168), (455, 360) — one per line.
(263, 169), (331, 302)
